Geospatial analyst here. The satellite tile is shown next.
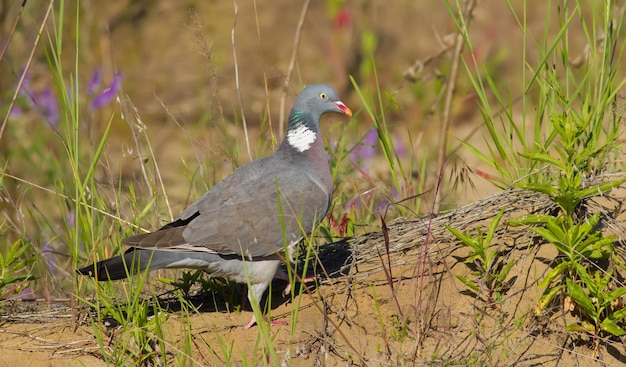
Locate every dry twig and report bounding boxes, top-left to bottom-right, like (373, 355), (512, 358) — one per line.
(278, 0), (312, 139)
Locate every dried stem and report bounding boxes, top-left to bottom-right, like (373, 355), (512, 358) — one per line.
(231, 0), (252, 161)
(278, 0), (311, 139)
(433, 0), (477, 214)
(252, 0), (276, 148)
(0, 1), (53, 144)
(0, 0), (26, 63)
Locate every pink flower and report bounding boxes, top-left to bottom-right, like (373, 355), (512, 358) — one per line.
(333, 7), (353, 30)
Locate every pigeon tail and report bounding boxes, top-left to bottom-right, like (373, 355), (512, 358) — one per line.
(78, 248), (282, 283)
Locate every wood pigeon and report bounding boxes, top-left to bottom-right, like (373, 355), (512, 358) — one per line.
(78, 84), (352, 328)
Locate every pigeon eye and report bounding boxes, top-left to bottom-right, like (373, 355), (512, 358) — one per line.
(319, 92), (327, 100)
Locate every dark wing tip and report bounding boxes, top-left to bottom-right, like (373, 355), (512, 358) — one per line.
(76, 256), (131, 281)
(76, 264), (93, 276)
(77, 263), (114, 281)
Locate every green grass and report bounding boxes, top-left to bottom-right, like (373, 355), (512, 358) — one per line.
(448, 0), (626, 360)
(1, 0), (626, 365)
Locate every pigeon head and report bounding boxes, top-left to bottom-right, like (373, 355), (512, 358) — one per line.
(286, 84), (352, 152)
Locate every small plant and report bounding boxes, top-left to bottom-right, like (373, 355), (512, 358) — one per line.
(505, 79), (626, 313)
(0, 239), (36, 299)
(513, 212), (617, 312)
(517, 108), (626, 219)
(455, 5), (626, 358)
(158, 269), (203, 298)
(565, 267), (626, 353)
(389, 314), (411, 341)
(86, 278), (169, 365)
(446, 210), (515, 308)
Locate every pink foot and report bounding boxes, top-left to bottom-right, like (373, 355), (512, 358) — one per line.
(243, 315), (288, 329)
(274, 268), (317, 295)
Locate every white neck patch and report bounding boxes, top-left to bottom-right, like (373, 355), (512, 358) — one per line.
(286, 124), (316, 152)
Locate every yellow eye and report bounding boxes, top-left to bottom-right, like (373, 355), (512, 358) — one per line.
(319, 92), (327, 100)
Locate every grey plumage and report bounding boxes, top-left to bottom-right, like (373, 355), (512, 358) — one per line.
(78, 84), (352, 328)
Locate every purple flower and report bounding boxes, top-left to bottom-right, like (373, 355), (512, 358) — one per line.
(10, 105), (22, 118)
(393, 135), (407, 158)
(362, 128), (378, 149)
(376, 199), (389, 215)
(376, 184), (401, 215)
(14, 67), (59, 127)
(18, 68), (34, 103)
(90, 72), (122, 110)
(18, 287), (35, 300)
(0, 98), (22, 118)
(391, 185), (400, 199)
(18, 66), (31, 92)
(42, 240), (58, 273)
(350, 128), (378, 170)
(87, 68), (102, 94)
(344, 195), (363, 211)
(65, 210), (76, 228)
(34, 88), (59, 128)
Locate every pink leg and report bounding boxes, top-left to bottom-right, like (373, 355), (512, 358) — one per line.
(243, 282), (290, 329)
(274, 268), (317, 295)
(243, 315), (257, 329)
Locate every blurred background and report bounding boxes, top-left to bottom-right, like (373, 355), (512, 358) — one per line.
(0, 0), (605, 298)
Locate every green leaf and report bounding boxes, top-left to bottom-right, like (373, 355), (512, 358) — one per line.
(578, 237), (614, 259)
(498, 259), (516, 281)
(573, 263), (593, 288)
(599, 318), (626, 336)
(455, 275), (480, 293)
(509, 214), (555, 226)
(518, 152), (567, 171)
(445, 225), (478, 250)
(485, 210), (505, 245)
(607, 306), (626, 323)
(536, 284), (565, 313)
(574, 178), (626, 202)
(606, 288), (626, 304)
(566, 279), (597, 320)
(530, 227), (568, 254)
(538, 262), (570, 288)
(565, 322), (595, 334)
(517, 182), (560, 197)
